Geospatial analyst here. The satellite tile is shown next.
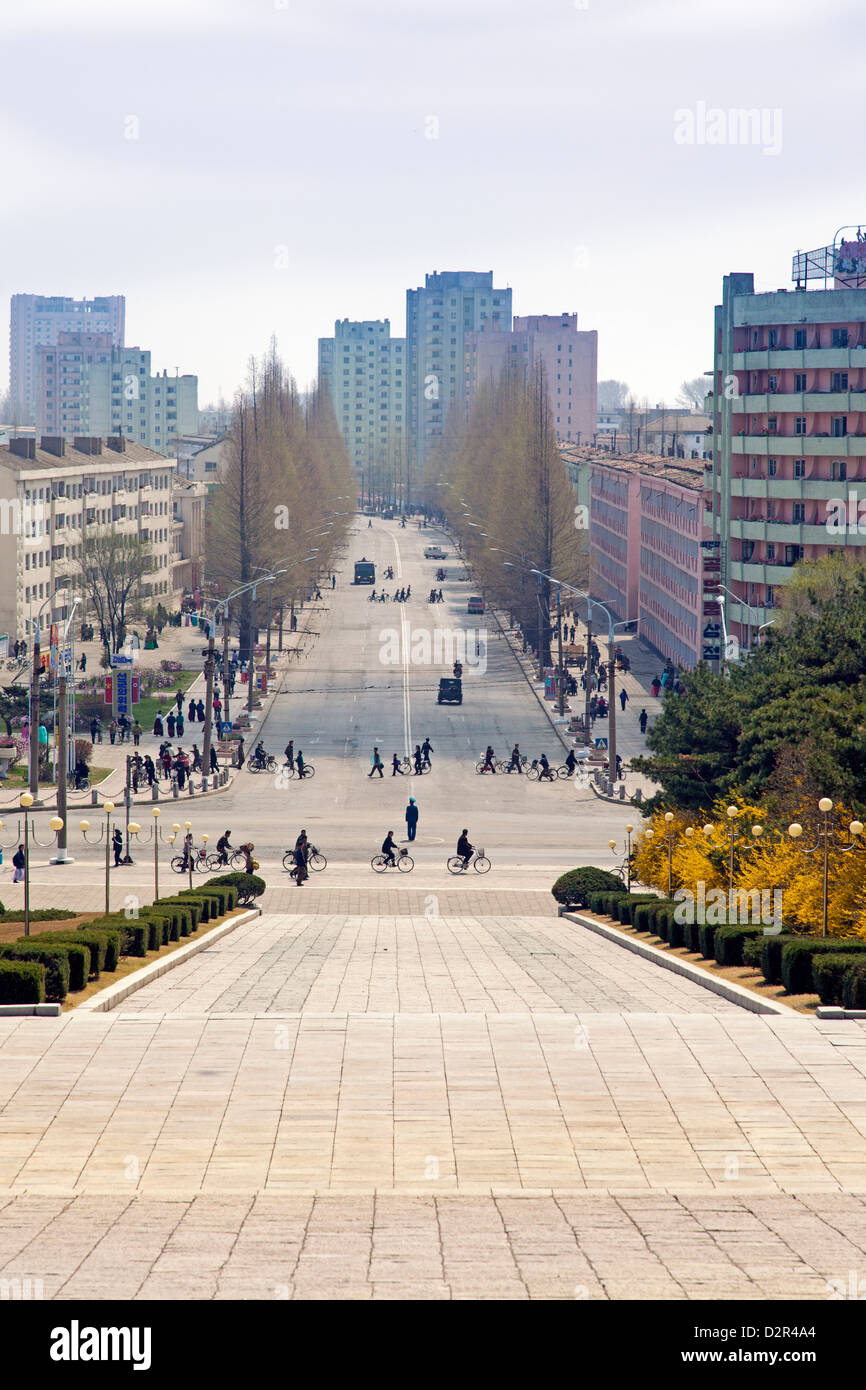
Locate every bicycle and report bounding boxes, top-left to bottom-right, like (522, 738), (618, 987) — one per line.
(474, 759), (499, 775)
(447, 848), (491, 874)
(211, 847), (247, 869)
(248, 755), (277, 774)
(401, 757), (430, 775)
(527, 762), (558, 783)
(371, 848), (414, 873)
(70, 776), (91, 793)
(171, 847), (210, 874)
(282, 846), (327, 873)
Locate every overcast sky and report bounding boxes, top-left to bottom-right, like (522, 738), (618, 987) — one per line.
(2, 0), (863, 408)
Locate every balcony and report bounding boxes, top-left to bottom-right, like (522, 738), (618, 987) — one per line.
(732, 435), (864, 457)
(737, 391), (859, 413)
(729, 476), (858, 500)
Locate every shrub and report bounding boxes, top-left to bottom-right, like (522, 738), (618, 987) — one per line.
(714, 924), (765, 968)
(0, 943), (72, 1000)
(813, 953), (859, 1007)
(0, 958), (45, 1004)
(551, 867), (624, 908)
(203, 872), (263, 906)
(593, 891), (628, 917)
(0, 909), (79, 923)
(667, 913), (687, 949)
(632, 900), (676, 934)
(146, 906), (181, 943)
(759, 933), (801, 985)
(781, 939), (866, 996)
(158, 896), (203, 929)
(654, 907), (675, 943)
(698, 921), (718, 959)
(742, 936), (764, 968)
(685, 922), (702, 954)
(842, 961), (866, 1010)
(10, 940), (89, 993)
(615, 895), (659, 926)
(37, 931), (108, 977)
(80, 913), (148, 958)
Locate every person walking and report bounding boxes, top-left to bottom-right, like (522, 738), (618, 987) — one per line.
(368, 747), (384, 778)
(176, 712), (185, 738)
(112, 826), (123, 867)
(153, 711), (164, 737)
(175, 755), (187, 791)
(295, 749), (306, 778)
(413, 744), (424, 774)
(638, 708), (648, 735)
(331, 573), (336, 589)
(421, 737), (434, 767)
(293, 830), (309, 886)
(651, 676), (661, 698)
(619, 687), (629, 713)
(196, 698), (205, 723)
(175, 687), (184, 713)
(188, 699), (196, 724)
(166, 710), (176, 738)
(405, 797), (419, 842)
(11, 844), (25, 882)
(132, 718), (142, 747)
(108, 718), (118, 745)
(209, 745), (218, 774)
(236, 736), (245, 769)
(392, 753), (405, 777)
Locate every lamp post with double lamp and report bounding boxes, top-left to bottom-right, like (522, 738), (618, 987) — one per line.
(51, 598), (79, 864)
(0, 795), (64, 936)
(28, 589), (66, 802)
(126, 807), (167, 899)
(608, 823), (636, 892)
(705, 805), (766, 893)
(788, 798), (865, 939)
(79, 800), (119, 916)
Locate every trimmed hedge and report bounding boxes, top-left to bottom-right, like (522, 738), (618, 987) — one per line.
(203, 872), (263, 906)
(781, 938), (866, 996)
(654, 907), (676, 943)
(685, 922), (703, 954)
(590, 890), (629, 917)
(759, 933), (801, 985)
(145, 906), (180, 943)
(615, 895), (659, 926)
(37, 931), (108, 977)
(667, 913), (688, 949)
(551, 867), (625, 908)
(0, 958), (45, 1004)
(81, 912), (151, 958)
(714, 924), (765, 968)
(632, 899), (676, 935)
(812, 953), (858, 1007)
(698, 921), (718, 959)
(184, 885), (237, 915)
(0, 942), (76, 1000)
(157, 897), (202, 931)
(8, 939), (89, 994)
(842, 961), (866, 1010)
(0, 909), (80, 924)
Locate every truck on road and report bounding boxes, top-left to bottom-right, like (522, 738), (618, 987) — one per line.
(354, 559), (376, 584)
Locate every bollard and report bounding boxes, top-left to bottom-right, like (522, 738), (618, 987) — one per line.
(91, 789), (98, 806)
(201, 776), (209, 792)
(172, 781), (179, 799)
(151, 783), (159, 801)
(188, 779), (194, 796)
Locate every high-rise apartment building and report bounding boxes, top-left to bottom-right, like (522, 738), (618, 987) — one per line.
(711, 235), (866, 653)
(10, 294), (125, 424)
(465, 312), (597, 444)
(36, 341), (197, 454)
(406, 271), (512, 471)
(318, 319), (406, 490)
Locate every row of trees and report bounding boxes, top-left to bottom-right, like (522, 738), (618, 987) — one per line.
(420, 366), (588, 666)
(205, 343), (355, 657)
(634, 556), (866, 816)
(633, 796), (866, 939)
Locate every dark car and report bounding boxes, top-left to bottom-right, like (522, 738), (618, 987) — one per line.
(437, 677), (462, 705)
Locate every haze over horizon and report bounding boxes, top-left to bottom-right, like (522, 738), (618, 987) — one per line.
(2, 0), (862, 407)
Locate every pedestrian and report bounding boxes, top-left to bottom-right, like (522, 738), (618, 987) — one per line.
(176, 712), (185, 738)
(210, 745), (218, 773)
(368, 747), (384, 778)
(11, 844), (25, 882)
(290, 612), (297, 633)
(392, 753), (404, 776)
(188, 699), (196, 724)
(144, 755), (156, 786)
(175, 755), (187, 790)
(79, 653), (87, 672)
(175, 687), (183, 713)
(108, 718), (118, 745)
(296, 749), (305, 778)
(619, 688), (629, 712)
(166, 711), (176, 738)
(196, 698), (205, 723)
(153, 711), (164, 737)
(112, 826), (123, 867)
(192, 744), (202, 772)
(236, 736), (245, 769)
(213, 695), (222, 722)
(284, 740), (294, 768)
(331, 574), (336, 589)
(639, 708), (648, 734)
(651, 676), (661, 698)
(413, 744), (423, 774)
(405, 797), (419, 842)
(293, 830), (308, 886)
(421, 737), (434, 767)
(131, 718), (142, 746)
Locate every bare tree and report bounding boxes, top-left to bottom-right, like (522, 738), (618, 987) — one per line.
(597, 379), (631, 411)
(677, 376), (708, 410)
(75, 530), (153, 654)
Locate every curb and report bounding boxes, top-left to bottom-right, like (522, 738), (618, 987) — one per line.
(0, 1003), (61, 1017)
(816, 1006), (866, 1021)
(73, 906), (261, 1014)
(562, 911), (794, 1016)
(490, 609), (572, 756)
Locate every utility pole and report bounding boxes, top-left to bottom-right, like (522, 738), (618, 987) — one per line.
(608, 640), (618, 793)
(51, 668), (73, 863)
(583, 614), (593, 746)
(246, 591), (256, 714)
(222, 602), (231, 729)
(264, 586), (273, 681)
(202, 614), (216, 778)
(556, 585), (565, 717)
(29, 620), (41, 801)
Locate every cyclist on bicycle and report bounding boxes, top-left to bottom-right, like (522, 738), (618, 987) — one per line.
(507, 744), (522, 774)
(382, 830), (398, 867)
(181, 830), (194, 871)
(482, 745), (496, 774)
(538, 752), (555, 782)
(457, 829), (473, 870)
(252, 740), (268, 770)
(564, 749), (577, 776)
(216, 830), (232, 866)
(73, 756), (89, 789)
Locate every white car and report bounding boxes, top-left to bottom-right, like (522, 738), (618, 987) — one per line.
(424, 545), (447, 560)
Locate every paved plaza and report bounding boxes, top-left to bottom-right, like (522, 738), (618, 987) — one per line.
(1, 519), (865, 1300)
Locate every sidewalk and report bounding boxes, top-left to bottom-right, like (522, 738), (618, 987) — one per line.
(0, 600), (325, 811)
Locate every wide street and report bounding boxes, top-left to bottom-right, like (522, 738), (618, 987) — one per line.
(3, 517), (866, 1301)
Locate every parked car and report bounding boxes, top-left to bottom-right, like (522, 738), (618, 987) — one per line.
(437, 677), (463, 705)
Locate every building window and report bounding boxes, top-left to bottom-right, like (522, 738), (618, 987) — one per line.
(794, 329), (806, 349)
(832, 328), (849, 347)
(767, 543), (775, 560)
(831, 459), (847, 480)
(794, 459), (806, 478)
(832, 416), (847, 437)
(792, 502), (805, 522)
(794, 373), (806, 391)
(795, 416), (807, 435)
(769, 330), (779, 348)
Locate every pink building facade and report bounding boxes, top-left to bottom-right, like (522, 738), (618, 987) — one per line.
(466, 312), (597, 444)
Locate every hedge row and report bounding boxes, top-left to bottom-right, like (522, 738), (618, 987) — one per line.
(0, 874), (259, 1001)
(551, 868), (625, 908)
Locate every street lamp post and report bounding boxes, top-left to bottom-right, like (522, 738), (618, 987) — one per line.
(3, 795), (64, 936)
(80, 800), (117, 916)
(52, 598), (79, 865)
(788, 798), (865, 938)
(608, 823), (636, 892)
(128, 806), (165, 900)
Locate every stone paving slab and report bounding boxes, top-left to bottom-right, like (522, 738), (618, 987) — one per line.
(0, 1191), (861, 1300)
